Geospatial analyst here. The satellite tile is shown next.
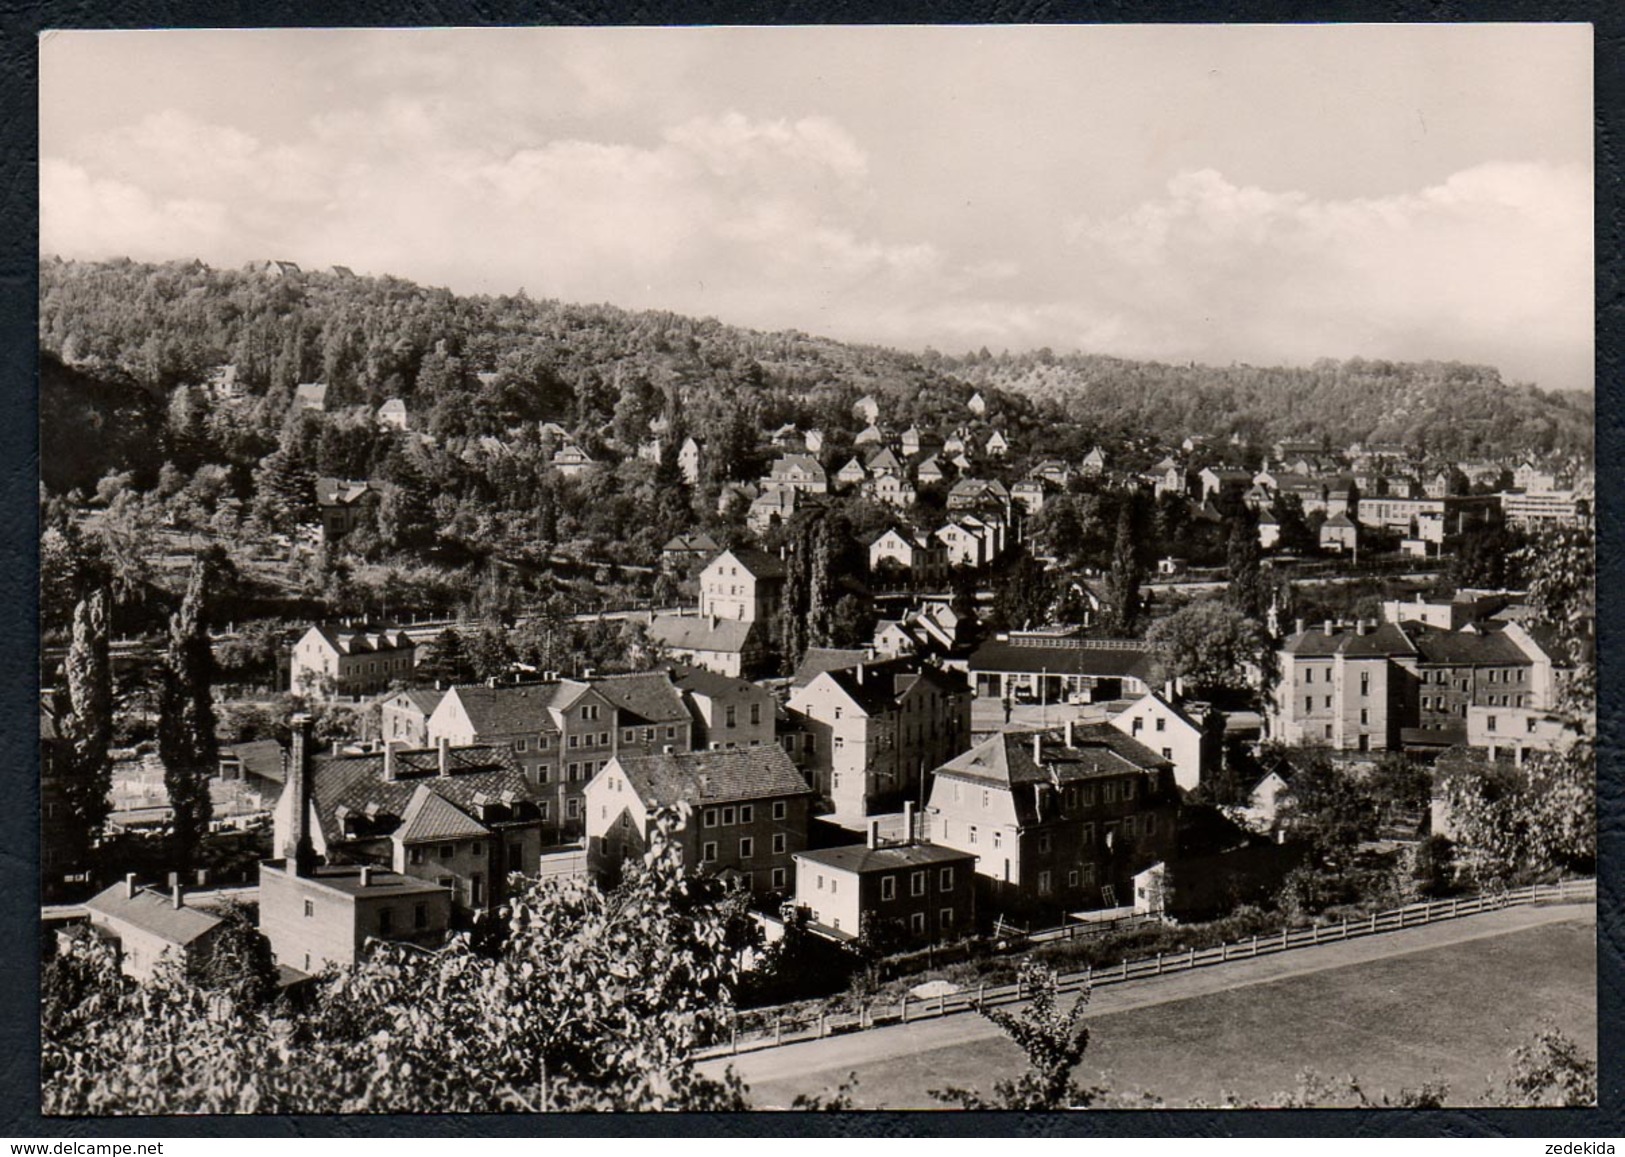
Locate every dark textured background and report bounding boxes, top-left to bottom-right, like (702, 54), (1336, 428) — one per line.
(1, 2), (1618, 1138)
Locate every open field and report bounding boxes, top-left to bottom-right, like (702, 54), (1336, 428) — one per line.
(730, 910), (1595, 1109)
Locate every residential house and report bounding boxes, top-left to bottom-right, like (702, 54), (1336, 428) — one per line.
(854, 424), (886, 448)
(273, 720), (550, 916)
(552, 442), (595, 478)
(82, 876), (226, 981)
(947, 478), (1011, 516)
(1081, 447), (1108, 476)
(660, 532), (722, 575)
(1257, 506), (1281, 550)
(1514, 461), (1559, 493)
(1381, 591), (1513, 631)
(1500, 488), (1590, 530)
(1011, 480), (1047, 515)
(585, 746), (815, 899)
(1407, 621), (1558, 749)
(257, 259), (302, 277)
(258, 860), (452, 975)
(218, 738), (288, 808)
(867, 447), (904, 477)
(985, 430), (1010, 458)
(1198, 467), (1252, 505)
(678, 437), (703, 485)
(916, 455), (948, 487)
(426, 680), (631, 839)
(1319, 512), (1359, 554)
(870, 527), (950, 587)
(747, 488), (799, 533)
(786, 657), (973, 822)
(699, 548), (787, 624)
(793, 833), (976, 943)
(853, 395), (881, 424)
(925, 724), (1180, 917)
(1269, 620), (1415, 752)
(647, 615), (767, 679)
(290, 625), (416, 699)
(900, 426), (925, 457)
(967, 391), (987, 417)
(1356, 494), (1499, 543)
(671, 664), (775, 750)
(376, 398), (409, 430)
(834, 457), (869, 490)
(866, 472), (917, 509)
(765, 454), (829, 495)
(593, 671), (697, 758)
(935, 514), (1006, 568)
(1109, 690), (1216, 794)
(316, 477), (388, 543)
(379, 688), (446, 748)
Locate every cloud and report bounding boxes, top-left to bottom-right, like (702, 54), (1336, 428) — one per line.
(1059, 163), (1592, 386)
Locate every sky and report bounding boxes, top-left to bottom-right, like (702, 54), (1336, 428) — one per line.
(39, 25), (1594, 391)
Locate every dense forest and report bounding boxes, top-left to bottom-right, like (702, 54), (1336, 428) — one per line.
(41, 258), (1591, 492)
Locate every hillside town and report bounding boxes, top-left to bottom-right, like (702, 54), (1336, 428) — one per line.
(39, 262), (1596, 1111)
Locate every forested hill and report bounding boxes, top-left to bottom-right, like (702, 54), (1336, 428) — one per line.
(40, 257), (1591, 474)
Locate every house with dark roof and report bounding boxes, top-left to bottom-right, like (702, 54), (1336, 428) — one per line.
(1109, 689), (1218, 793)
(924, 722), (1179, 917)
(661, 532), (721, 574)
(785, 656), (972, 823)
(315, 476), (391, 543)
(379, 688), (446, 748)
(271, 719), (549, 919)
(426, 679), (630, 840)
(293, 382), (328, 412)
(376, 397), (409, 430)
(83, 875), (227, 981)
(585, 745), (815, 899)
(699, 548), (786, 625)
(670, 664), (775, 750)
(593, 671), (696, 755)
(793, 831), (976, 943)
(290, 625), (416, 699)
(764, 454), (829, 494)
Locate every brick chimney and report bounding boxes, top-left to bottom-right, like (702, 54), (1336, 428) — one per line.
(903, 799), (915, 843)
(169, 873), (183, 909)
(1065, 718), (1075, 747)
(359, 865), (373, 888)
(867, 817), (880, 849)
(124, 872), (138, 900)
(383, 742), (396, 781)
(1323, 620), (1334, 636)
(1296, 618), (1306, 636)
(438, 736), (451, 777)
(289, 712), (317, 877)
(1032, 733), (1043, 764)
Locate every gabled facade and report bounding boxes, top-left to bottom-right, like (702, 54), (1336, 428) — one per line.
(765, 454), (829, 494)
(671, 665), (775, 750)
(379, 688), (445, 747)
(786, 658), (972, 822)
(377, 398), (409, 430)
(870, 528), (949, 587)
(794, 838), (976, 943)
(290, 626), (416, 699)
(699, 548), (787, 624)
(1109, 690), (1214, 793)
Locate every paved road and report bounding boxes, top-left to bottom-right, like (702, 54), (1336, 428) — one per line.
(701, 901), (1594, 1091)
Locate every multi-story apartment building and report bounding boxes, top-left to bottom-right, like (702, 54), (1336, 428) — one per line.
(698, 548), (786, 624)
(1354, 494), (1499, 544)
(671, 665), (775, 750)
(290, 625), (417, 699)
(869, 527), (949, 587)
(786, 657), (972, 823)
(426, 679), (669, 841)
(1109, 690), (1217, 793)
(924, 723), (1180, 918)
(1269, 618), (1559, 752)
(378, 688), (445, 747)
(584, 746), (815, 900)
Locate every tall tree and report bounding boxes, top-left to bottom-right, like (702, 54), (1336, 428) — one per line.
(157, 560), (218, 870)
(59, 587), (114, 870)
(1225, 513), (1267, 620)
(1101, 502), (1142, 636)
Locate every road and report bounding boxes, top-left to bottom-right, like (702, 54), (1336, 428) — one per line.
(700, 900), (1594, 1095)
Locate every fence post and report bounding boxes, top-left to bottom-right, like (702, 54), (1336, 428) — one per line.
(775, 1015), (783, 1045)
(978, 982), (985, 1009)
(818, 1012), (825, 1039)
(1370, 912), (1377, 934)
(1398, 907), (1406, 929)
(1281, 926), (1289, 950)
(938, 992), (946, 1017)
(1451, 897), (1459, 918)
(901, 996), (908, 1024)
(1121, 958), (1129, 981)
(1189, 945), (1196, 968)
(1311, 924), (1319, 945)
(1251, 934), (1258, 957)
(1085, 963), (1092, 987)
(731, 1013), (739, 1056)
(1342, 917), (1349, 940)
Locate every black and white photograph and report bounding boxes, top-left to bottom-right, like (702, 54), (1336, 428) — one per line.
(34, 24), (1597, 1116)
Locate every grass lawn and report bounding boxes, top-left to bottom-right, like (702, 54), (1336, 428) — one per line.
(746, 918), (1595, 1109)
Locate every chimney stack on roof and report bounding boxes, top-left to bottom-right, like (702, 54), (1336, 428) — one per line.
(1065, 718), (1075, 748)
(903, 800), (915, 844)
(1032, 733), (1043, 764)
(359, 865), (373, 888)
(170, 877), (184, 910)
(1357, 620), (1371, 636)
(125, 872), (138, 900)
(1296, 618), (1306, 636)
(289, 713), (317, 877)
(1323, 620), (1334, 636)
(438, 736), (451, 778)
(867, 817), (880, 849)
(383, 742), (396, 780)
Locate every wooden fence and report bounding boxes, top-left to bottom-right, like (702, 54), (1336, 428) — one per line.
(706, 877), (1595, 1060)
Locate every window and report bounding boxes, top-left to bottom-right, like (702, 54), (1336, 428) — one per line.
(569, 735), (579, 749)
(568, 762), (580, 780)
(1305, 696), (1314, 713)
(1038, 870), (1052, 896)
(472, 842), (485, 858)
(1123, 816), (1136, 837)
(1360, 672), (1370, 697)
(539, 734), (550, 749)
(881, 875), (896, 900)
(772, 833), (786, 854)
(910, 911), (926, 935)
(409, 847), (424, 865)
(1103, 782), (1116, 803)
(939, 867), (955, 891)
(1082, 822), (1096, 845)
(623, 728), (634, 743)
(722, 806), (736, 825)
(1324, 696), (1332, 709)
(834, 706), (843, 720)
(414, 903), (428, 929)
(303, 899), (314, 918)
(1359, 708), (1369, 725)
(1306, 669), (1314, 685)
(982, 790), (990, 809)
(567, 798), (581, 819)
(993, 831), (1002, 850)
(830, 878), (838, 895)
(583, 705), (599, 721)
(726, 706), (737, 728)
(440, 844), (455, 860)
(1487, 715), (1498, 733)
(1068, 870), (1080, 887)
(702, 842), (718, 863)
(515, 738), (528, 752)
(771, 867), (786, 890)
(940, 907), (955, 931)
(1124, 779), (1135, 800)
(1037, 832), (1051, 854)
(1155, 717), (1166, 733)
(740, 805), (754, 824)
(1080, 863), (1096, 887)
(739, 837), (754, 859)
(1144, 815), (1156, 836)
(1131, 717), (1143, 735)
(1162, 747), (1173, 760)
(539, 800), (550, 820)
(969, 825), (978, 845)
(750, 703), (762, 726)
(772, 800), (787, 821)
(666, 726), (676, 740)
(704, 808), (718, 828)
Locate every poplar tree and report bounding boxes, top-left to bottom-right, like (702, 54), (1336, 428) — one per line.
(60, 586), (114, 868)
(158, 560), (218, 870)
(1102, 503), (1142, 636)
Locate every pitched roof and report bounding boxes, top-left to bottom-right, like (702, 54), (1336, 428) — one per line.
(298, 744), (540, 847)
(443, 683), (567, 736)
(1408, 623), (1532, 666)
(222, 739), (287, 784)
(648, 615), (757, 654)
(396, 785), (491, 844)
(615, 746), (812, 808)
(791, 647), (874, 688)
(388, 688), (446, 717)
(933, 727), (1172, 824)
(770, 454), (826, 480)
(796, 843), (973, 874)
(1282, 622), (1417, 658)
(305, 625), (415, 654)
(669, 664), (763, 700)
(592, 671), (690, 725)
(85, 883), (224, 947)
